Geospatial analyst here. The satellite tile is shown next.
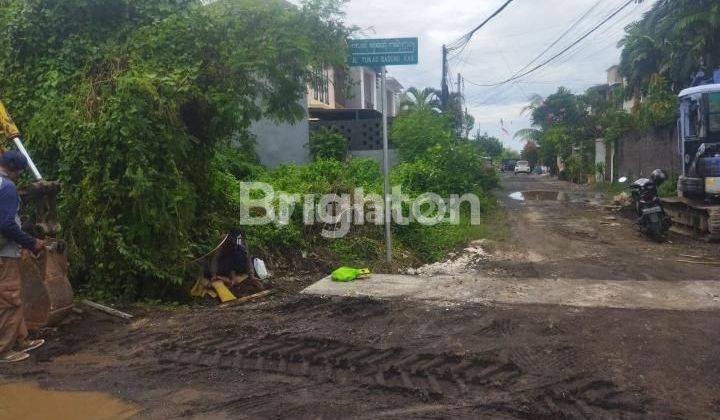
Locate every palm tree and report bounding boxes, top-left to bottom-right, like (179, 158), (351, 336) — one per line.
(618, 23), (663, 96)
(515, 94), (544, 144)
(619, 0), (720, 92)
(514, 128), (542, 144)
(400, 87), (441, 113)
(520, 94), (544, 117)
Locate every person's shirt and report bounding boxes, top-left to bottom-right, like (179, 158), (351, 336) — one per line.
(0, 172), (36, 258)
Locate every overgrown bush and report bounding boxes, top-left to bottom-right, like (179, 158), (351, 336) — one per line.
(235, 158), (383, 253)
(0, 0), (349, 299)
(565, 154), (594, 184)
(389, 109), (500, 261)
(391, 144), (498, 198)
(658, 173), (679, 198)
(308, 127), (348, 161)
(391, 109), (454, 161)
(231, 105), (502, 271)
(391, 110), (498, 196)
(637, 75), (677, 129)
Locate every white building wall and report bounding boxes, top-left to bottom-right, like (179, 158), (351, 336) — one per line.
(251, 95), (311, 168)
(595, 138), (607, 182)
(346, 67), (365, 109)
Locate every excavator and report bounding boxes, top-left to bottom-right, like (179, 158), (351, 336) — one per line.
(661, 81), (720, 241)
(0, 99), (74, 330)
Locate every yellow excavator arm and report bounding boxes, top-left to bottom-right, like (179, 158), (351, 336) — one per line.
(0, 99), (42, 180)
(0, 100), (20, 140)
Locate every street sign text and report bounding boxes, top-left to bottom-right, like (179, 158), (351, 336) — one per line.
(348, 38), (419, 67)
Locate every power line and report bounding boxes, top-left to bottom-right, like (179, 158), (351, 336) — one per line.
(461, 0), (633, 105)
(447, 0), (517, 53)
(442, 0), (517, 107)
(533, 2), (639, 74)
(469, 0), (640, 88)
(448, 1), (622, 67)
(510, 0), (606, 78)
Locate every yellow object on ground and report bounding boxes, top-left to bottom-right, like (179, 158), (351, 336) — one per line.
(190, 277), (239, 303)
(0, 100), (20, 140)
(211, 280), (237, 303)
(190, 278), (217, 299)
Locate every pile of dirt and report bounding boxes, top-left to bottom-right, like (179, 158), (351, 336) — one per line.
(411, 240), (491, 277)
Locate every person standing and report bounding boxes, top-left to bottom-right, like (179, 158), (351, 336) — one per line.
(0, 151), (46, 363)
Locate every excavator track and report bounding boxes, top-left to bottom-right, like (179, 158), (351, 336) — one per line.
(709, 208), (720, 239)
(662, 197), (720, 242)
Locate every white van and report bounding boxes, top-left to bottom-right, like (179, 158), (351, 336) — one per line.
(514, 160), (531, 175)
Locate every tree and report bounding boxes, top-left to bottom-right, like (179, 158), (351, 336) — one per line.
(520, 94), (545, 118)
(0, 0), (350, 298)
(618, 24), (663, 97)
(531, 87), (587, 130)
(514, 128), (542, 144)
(473, 132), (504, 161)
(444, 92), (475, 138)
(619, 0), (720, 93)
(522, 141), (539, 168)
(400, 87), (441, 113)
(392, 109), (454, 161)
(501, 148), (520, 160)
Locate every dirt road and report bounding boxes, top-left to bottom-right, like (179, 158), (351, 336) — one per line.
(3, 175), (720, 419)
(497, 174), (720, 282)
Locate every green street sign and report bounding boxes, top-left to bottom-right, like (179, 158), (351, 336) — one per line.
(348, 38), (419, 67)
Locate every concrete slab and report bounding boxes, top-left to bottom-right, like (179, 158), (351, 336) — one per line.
(302, 275), (720, 311)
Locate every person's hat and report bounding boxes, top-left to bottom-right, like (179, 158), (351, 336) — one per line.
(0, 150), (29, 172)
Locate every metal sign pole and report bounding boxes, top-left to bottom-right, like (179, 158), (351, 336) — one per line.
(347, 38), (418, 264)
(380, 66), (392, 263)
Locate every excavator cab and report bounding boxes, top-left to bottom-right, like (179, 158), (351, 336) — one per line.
(678, 85), (720, 197)
(663, 84), (720, 240)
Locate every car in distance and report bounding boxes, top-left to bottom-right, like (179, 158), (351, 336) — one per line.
(514, 160), (531, 175)
(501, 159), (518, 172)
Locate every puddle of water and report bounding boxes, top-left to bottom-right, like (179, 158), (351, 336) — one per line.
(509, 191), (565, 201)
(0, 382), (139, 420)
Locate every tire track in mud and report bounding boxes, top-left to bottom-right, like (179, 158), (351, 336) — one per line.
(155, 333), (647, 418)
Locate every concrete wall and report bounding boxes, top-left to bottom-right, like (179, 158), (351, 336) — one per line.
(615, 125), (681, 180)
(607, 65), (623, 86)
(250, 97), (311, 168)
(595, 139), (607, 182)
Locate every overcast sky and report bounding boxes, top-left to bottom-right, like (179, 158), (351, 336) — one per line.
(342, 0), (656, 151)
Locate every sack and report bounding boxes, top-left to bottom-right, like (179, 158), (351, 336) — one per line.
(331, 267), (371, 282)
(253, 258), (269, 279)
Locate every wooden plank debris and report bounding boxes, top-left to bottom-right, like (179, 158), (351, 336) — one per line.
(82, 300), (134, 320)
(220, 290), (275, 308)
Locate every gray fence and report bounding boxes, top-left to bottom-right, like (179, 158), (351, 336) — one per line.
(309, 109), (393, 151)
(616, 125), (681, 180)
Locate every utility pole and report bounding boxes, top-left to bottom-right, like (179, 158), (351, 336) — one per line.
(441, 45), (449, 109)
(380, 67), (392, 263)
(457, 72), (463, 137)
(463, 76), (469, 138)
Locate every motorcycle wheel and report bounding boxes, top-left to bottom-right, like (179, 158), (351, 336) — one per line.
(645, 214), (665, 242)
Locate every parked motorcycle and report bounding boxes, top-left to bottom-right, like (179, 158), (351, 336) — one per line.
(619, 169), (672, 241)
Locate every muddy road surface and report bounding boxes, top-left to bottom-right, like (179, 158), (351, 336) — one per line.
(497, 174), (720, 282)
(3, 174), (720, 419)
